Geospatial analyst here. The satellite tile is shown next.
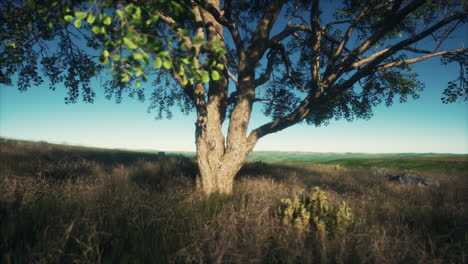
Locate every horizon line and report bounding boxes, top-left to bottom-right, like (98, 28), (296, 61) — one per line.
(2, 136), (467, 155)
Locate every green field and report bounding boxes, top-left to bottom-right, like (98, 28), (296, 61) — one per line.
(321, 157), (468, 171)
(1, 138), (467, 263)
(139, 147), (468, 168)
(246, 151), (468, 163)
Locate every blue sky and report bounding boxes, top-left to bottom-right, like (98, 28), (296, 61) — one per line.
(1, 4), (467, 154)
(1, 55), (467, 153)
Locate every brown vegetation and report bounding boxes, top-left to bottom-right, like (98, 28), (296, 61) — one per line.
(1, 139), (467, 263)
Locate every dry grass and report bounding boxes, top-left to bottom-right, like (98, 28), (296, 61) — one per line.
(1, 139), (467, 263)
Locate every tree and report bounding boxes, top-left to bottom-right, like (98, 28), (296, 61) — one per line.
(1, 0), (467, 195)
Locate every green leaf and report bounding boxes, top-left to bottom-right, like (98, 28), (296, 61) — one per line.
(211, 70), (220, 81)
(212, 38), (221, 48)
(121, 75), (130, 83)
(178, 66), (185, 76)
(111, 54), (121, 61)
(74, 19), (82, 28)
(74, 11), (87, 20)
(125, 4), (134, 13)
(216, 63), (224, 70)
(201, 71), (210, 82)
(103, 16), (112, 25)
(193, 36), (204, 44)
(182, 75), (189, 86)
(92, 26), (100, 34)
(180, 29), (190, 36)
(86, 13), (95, 24)
(102, 50), (110, 57)
(159, 51), (170, 57)
(135, 68), (143, 77)
(64, 15), (74, 22)
(135, 81), (141, 88)
(123, 37), (138, 49)
(116, 10), (124, 19)
(154, 57), (162, 69)
(133, 7), (141, 18)
(7, 43), (16, 48)
(163, 60), (172, 69)
(133, 53), (143, 60)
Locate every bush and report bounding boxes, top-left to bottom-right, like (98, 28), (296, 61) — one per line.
(279, 187), (355, 237)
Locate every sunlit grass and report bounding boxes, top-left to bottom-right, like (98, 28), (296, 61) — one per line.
(1, 139), (466, 263)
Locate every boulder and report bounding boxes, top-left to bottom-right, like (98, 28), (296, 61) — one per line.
(385, 173), (439, 187)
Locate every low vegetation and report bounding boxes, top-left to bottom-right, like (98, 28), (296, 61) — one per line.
(1, 139), (466, 263)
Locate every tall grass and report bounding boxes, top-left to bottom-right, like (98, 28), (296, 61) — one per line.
(1, 139), (466, 263)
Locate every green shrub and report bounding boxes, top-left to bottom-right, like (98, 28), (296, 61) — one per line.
(279, 187), (354, 237)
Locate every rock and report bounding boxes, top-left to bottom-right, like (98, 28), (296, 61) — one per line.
(385, 173), (439, 187)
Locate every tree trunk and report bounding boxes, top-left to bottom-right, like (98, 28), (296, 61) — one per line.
(196, 137), (251, 195)
(195, 81), (258, 195)
(194, 86), (256, 195)
(193, 0), (258, 196)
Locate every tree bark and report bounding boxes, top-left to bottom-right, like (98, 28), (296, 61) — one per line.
(193, 0), (255, 195)
(193, 0), (281, 195)
(195, 74), (256, 195)
(196, 135), (252, 195)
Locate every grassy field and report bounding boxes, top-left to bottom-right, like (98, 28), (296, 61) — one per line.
(145, 149), (468, 164)
(246, 151), (468, 163)
(321, 158), (468, 171)
(1, 138), (467, 263)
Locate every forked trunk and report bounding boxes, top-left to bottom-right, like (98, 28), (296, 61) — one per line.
(195, 135), (251, 195)
(193, 0), (258, 196)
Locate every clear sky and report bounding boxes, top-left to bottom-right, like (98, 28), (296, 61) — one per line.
(1, 4), (467, 154)
(1, 56), (467, 153)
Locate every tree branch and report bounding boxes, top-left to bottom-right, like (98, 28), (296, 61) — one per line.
(246, 0), (285, 63)
(310, 0), (322, 93)
(154, 10), (205, 108)
(271, 24), (313, 43)
(155, 11), (196, 51)
(191, 1), (206, 41)
(325, 0), (427, 85)
(375, 48), (468, 70)
(337, 11), (468, 98)
(194, 0), (245, 59)
(324, 4), (370, 76)
(322, 19), (354, 29)
(255, 49), (277, 87)
(432, 20), (462, 51)
(228, 70), (238, 84)
(248, 94), (315, 142)
(248, 2), (467, 144)
(339, 10), (468, 91)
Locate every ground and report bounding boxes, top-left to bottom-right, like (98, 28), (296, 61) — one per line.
(1, 138), (467, 263)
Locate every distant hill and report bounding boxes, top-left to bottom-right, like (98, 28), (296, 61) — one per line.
(245, 151), (468, 163)
(2, 138), (466, 164)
